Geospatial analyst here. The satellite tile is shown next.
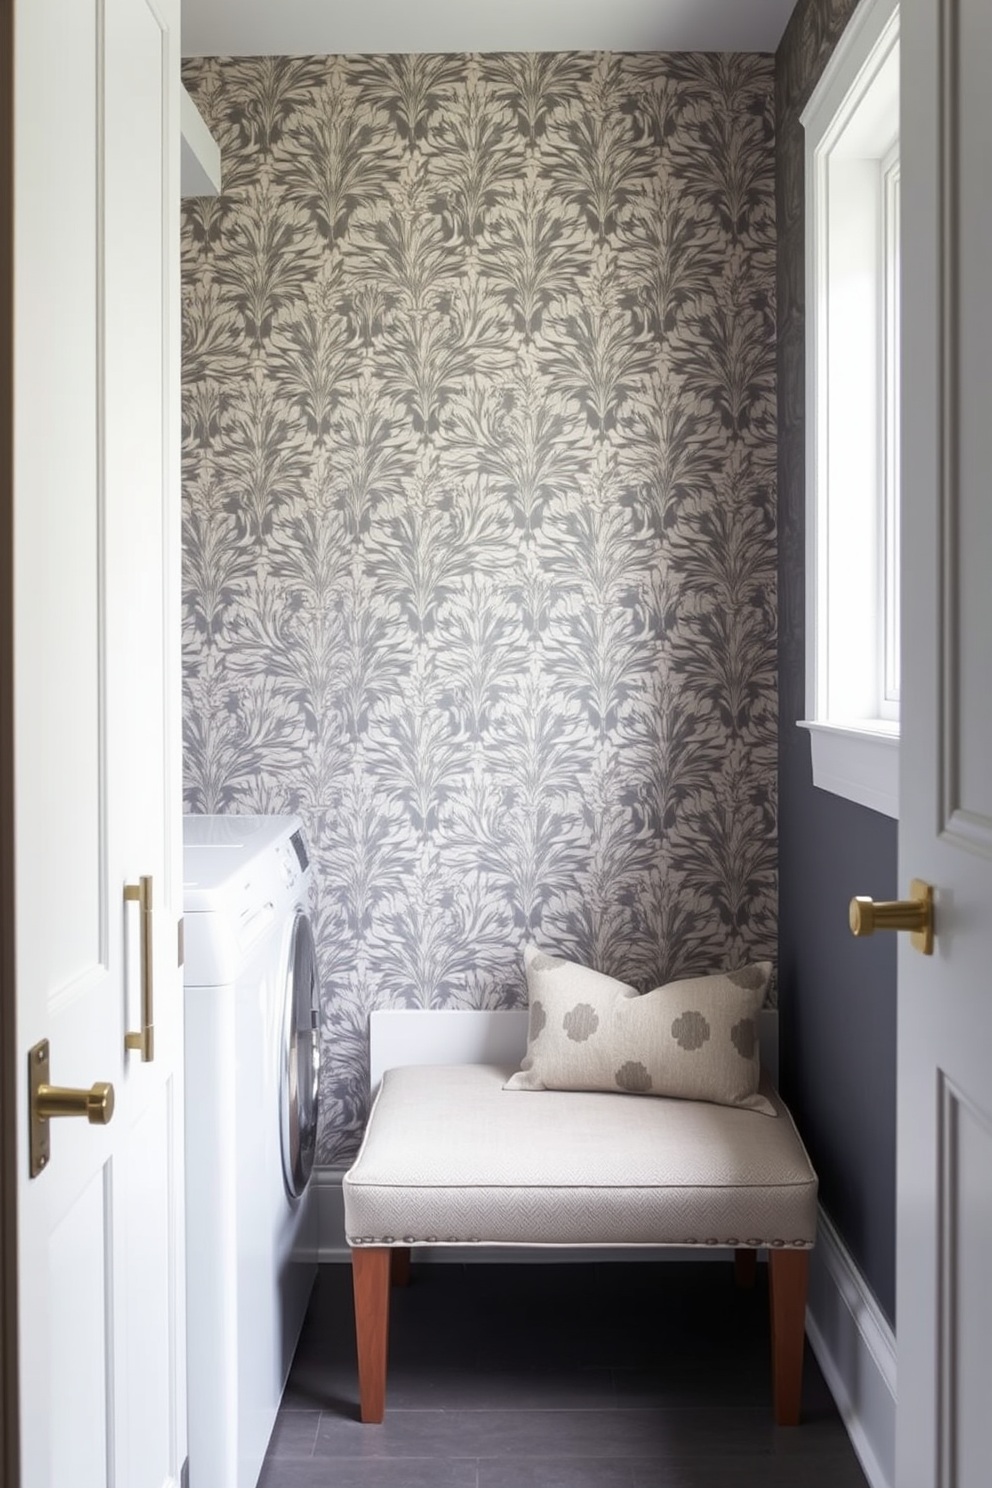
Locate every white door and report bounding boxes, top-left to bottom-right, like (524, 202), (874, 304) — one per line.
(898, 1), (992, 1484)
(13, 0), (184, 1483)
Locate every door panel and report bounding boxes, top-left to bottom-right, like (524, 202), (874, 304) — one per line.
(899, 1), (992, 1484)
(14, 0), (183, 1483)
(17, 0), (105, 1003)
(944, 0), (992, 838)
(119, 1089), (178, 1488)
(939, 1083), (992, 1487)
(105, 0), (168, 894)
(49, 1174), (110, 1488)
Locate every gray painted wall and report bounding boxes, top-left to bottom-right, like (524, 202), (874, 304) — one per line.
(775, 0), (898, 1326)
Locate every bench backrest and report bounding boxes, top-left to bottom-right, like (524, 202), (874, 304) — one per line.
(369, 1007), (779, 1097)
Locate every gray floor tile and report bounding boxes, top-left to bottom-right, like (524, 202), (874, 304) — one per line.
(264, 1410), (320, 1459)
(314, 1407), (786, 1461)
(281, 1360), (358, 1413)
(257, 1262), (869, 1488)
(764, 1417), (875, 1456)
(610, 1362), (771, 1409)
(258, 1459), (478, 1488)
(378, 1364), (618, 1412)
(629, 1451), (872, 1488)
(478, 1460), (636, 1488)
(611, 1350), (838, 1413)
(459, 1327), (665, 1371)
(285, 1359), (616, 1414)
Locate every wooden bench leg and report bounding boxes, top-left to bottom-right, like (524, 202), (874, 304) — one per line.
(734, 1246), (757, 1289)
(768, 1248), (809, 1426)
(390, 1247), (411, 1288)
(352, 1247), (391, 1423)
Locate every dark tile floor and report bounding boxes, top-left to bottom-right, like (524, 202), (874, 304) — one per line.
(259, 1260), (870, 1488)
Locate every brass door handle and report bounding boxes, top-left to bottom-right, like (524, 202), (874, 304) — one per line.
(36, 1082), (115, 1123)
(29, 1039), (115, 1178)
(124, 875), (155, 1062)
(849, 879), (934, 955)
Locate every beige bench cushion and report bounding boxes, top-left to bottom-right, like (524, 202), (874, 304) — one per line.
(343, 1064), (817, 1250)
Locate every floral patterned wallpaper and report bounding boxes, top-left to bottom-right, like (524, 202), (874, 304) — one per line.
(180, 51), (777, 1165)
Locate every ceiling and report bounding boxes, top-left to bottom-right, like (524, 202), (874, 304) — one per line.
(180, 0), (799, 58)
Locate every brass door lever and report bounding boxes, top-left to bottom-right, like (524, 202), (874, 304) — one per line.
(29, 1039), (115, 1178)
(35, 1082), (115, 1123)
(849, 879), (934, 955)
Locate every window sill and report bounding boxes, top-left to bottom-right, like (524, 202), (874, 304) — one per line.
(797, 720), (899, 820)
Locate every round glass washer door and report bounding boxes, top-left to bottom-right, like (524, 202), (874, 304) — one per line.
(280, 910), (320, 1198)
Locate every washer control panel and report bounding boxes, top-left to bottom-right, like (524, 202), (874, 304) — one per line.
(272, 836), (308, 894)
(289, 828), (309, 872)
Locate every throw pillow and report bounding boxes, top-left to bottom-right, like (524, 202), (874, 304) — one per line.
(504, 946), (775, 1115)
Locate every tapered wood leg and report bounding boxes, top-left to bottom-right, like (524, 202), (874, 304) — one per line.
(352, 1247), (391, 1423)
(390, 1246), (411, 1287)
(768, 1248), (809, 1426)
(734, 1246), (758, 1289)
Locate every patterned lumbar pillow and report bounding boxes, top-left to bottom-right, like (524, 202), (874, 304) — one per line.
(504, 946), (775, 1115)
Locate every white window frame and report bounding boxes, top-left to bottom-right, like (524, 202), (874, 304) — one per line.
(799, 0), (900, 820)
(880, 143), (900, 719)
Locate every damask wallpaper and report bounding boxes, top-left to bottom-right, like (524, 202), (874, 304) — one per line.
(180, 52), (777, 1165)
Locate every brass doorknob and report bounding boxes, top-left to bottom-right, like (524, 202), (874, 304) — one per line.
(849, 879), (934, 955)
(35, 1081), (115, 1125)
(28, 1039), (116, 1178)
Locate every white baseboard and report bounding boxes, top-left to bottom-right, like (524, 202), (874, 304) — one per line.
(806, 1206), (897, 1488)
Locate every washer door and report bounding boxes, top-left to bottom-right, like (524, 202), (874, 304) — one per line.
(280, 910), (320, 1198)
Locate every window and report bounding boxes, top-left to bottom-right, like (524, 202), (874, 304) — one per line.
(800, 0), (900, 818)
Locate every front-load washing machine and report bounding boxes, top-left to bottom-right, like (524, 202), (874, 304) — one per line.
(183, 815), (320, 1488)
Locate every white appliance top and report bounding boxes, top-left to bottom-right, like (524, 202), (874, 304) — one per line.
(184, 813), (308, 899)
(183, 816), (311, 984)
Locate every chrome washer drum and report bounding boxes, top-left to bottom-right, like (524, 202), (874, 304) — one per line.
(280, 909), (319, 1198)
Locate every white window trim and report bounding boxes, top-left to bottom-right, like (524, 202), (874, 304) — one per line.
(797, 720), (899, 817)
(800, 0), (900, 821)
(880, 144), (900, 719)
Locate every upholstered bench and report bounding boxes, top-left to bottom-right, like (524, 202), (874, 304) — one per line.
(343, 1061), (818, 1426)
